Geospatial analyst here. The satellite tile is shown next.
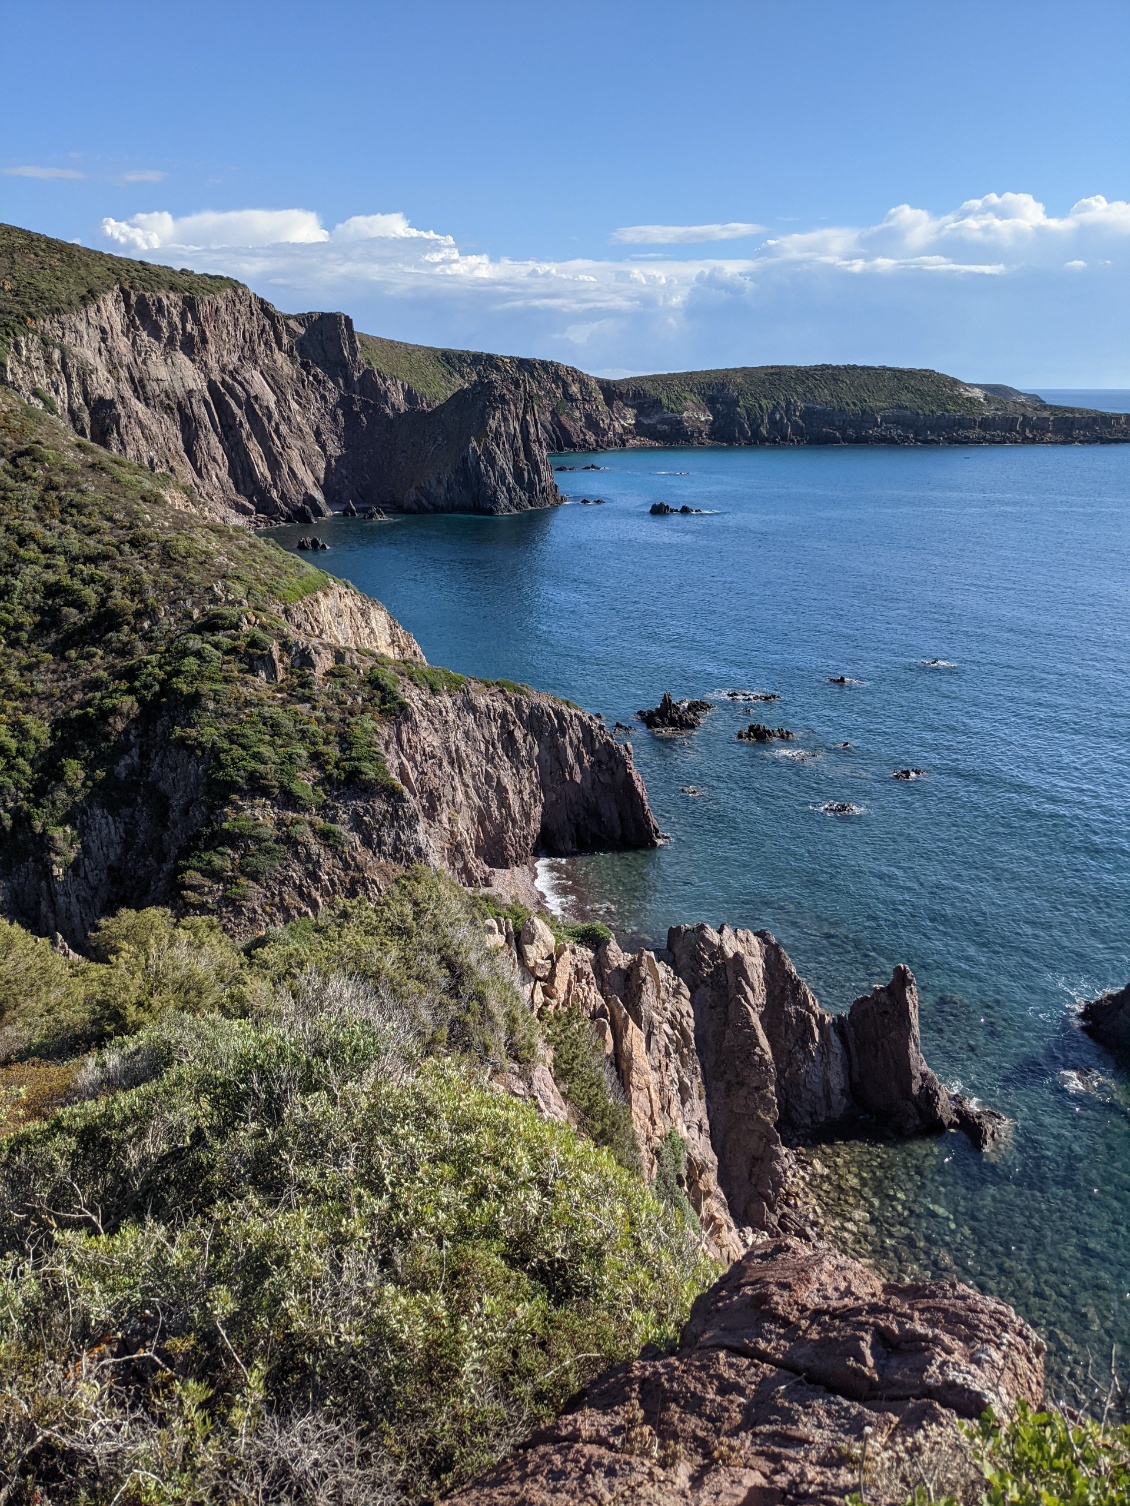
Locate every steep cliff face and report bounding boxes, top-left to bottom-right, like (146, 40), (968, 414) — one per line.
(0, 226), (563, 521)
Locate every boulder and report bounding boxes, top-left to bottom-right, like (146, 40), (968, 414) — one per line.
(519, 914), (557, 981)
(448, 1237), (1045, 1506)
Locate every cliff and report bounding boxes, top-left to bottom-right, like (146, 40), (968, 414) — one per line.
(0, 387), (655, 944)
(0, 224), (562, 522)
(6, 224), (1123, 535)
(489, 915), (1006, 1268)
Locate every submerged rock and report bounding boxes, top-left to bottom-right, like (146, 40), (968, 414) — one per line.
(638, 691), (713, 732)
(450, 1236), (1044, 1506)
(724, 688), (781, 702)
(1079, 982), (1130, 1052)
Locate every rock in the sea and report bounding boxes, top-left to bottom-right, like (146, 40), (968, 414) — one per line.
(822, 801), (862, 815)
(649, 501), (705, 515)
(737, 722), (795, 742)
(827, 674), (862, 685)
(893, 767), (927, 780)
(638, 692), (713, 732)
(294, 535), (329, 551)
(448, 1236), (1045, 1506)
(846, 966), (1009, 1148)
(724, 688), (781, 702)
(1079, 982), (1130, 1052)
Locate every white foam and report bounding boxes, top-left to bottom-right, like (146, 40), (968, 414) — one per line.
(535, 857), (569, 918)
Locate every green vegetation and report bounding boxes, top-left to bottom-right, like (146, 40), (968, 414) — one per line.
(544, 1005), (640, 1174)
(0, 389), (486, 925)
(606, 362), (1004, 419)
(0, 222), (239, 363)
(0, 872), (711, 1503)
(880, 1404), (1130, 1506)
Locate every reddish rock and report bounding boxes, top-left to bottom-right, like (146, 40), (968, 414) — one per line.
(447, 1238), (1045, 1506)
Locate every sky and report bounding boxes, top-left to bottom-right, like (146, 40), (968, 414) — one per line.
(2, 0), (1128, 384)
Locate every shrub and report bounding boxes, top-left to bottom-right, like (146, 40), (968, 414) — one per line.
(0, 1011), (710, 1502)
(544, 1005), (641, 1174)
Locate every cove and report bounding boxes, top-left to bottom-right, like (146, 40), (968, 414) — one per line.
(271, 441), (1130, 1397)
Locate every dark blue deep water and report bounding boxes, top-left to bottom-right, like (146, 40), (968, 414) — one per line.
(273, 442), (1130, 1397)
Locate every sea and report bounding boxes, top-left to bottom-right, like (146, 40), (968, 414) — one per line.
(271, 393), (1130, 1400)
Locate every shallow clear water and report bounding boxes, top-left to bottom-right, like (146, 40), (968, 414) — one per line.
(272, 443), (1130, 1397)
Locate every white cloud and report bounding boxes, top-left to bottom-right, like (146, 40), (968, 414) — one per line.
(611, 221), (764, 245)
(762, 193), (1130, 272)
(118, 169), (167, 184)
(4, 165), (85, 179)
(92, 193), (1130, 380)
(332, 212), (447, 243)
(101, 207), (328, 252)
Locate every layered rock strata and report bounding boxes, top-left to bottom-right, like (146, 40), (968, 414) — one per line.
(492, 919), (1006, 1261)
(450, 1237), (1045, 1506)
(2, 283), (561, 522)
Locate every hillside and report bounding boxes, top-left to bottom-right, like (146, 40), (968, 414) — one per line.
(0, 386), (655, 943)
(0, 222), (239, 363)
(2, 223), (1127, 529)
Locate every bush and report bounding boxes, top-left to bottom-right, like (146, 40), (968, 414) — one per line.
(544, 1005), (641, 1174)
(874, 1403), (1130, 1506)
(0, 1006), (710, 1502)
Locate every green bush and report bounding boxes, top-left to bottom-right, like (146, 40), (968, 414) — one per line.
(544, 1005), (641, 1174)
(878, 1403), (1130, 1506)
(0, 995), (710, 1502)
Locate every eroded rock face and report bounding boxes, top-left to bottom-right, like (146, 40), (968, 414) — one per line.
(496, 919), (1007, 1257)
(2, 286), (562, 522)
(449, 1237), (1045, 1506)
(381, 683), (661, 894)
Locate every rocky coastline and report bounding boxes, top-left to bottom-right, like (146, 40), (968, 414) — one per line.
(4, 225), (1128, 533)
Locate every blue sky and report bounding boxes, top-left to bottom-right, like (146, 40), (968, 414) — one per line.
(2, 0), (1128, 383)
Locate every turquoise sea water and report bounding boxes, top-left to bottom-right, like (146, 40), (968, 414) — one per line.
(272, 441), (1130, 1398)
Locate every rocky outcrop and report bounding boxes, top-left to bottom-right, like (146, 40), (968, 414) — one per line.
(380, 682), (660, 894)
(2, 280), (562, 522)
(450, 1237), (1045, 1506)
(492, 919), (1006, 1261)
(279, 580), (425, 662)
(638, 693), (713, 732)
(1079, 982), (1130, 1053)
(3, 578), (658, 942)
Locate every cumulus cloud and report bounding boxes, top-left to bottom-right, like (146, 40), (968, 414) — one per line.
(611, 221), (763, 245)
(762, 192), (1130, 272)
(92, 193), (1130, 377)
(4, 165), (85, 179)
(101, 207), (329, 251)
